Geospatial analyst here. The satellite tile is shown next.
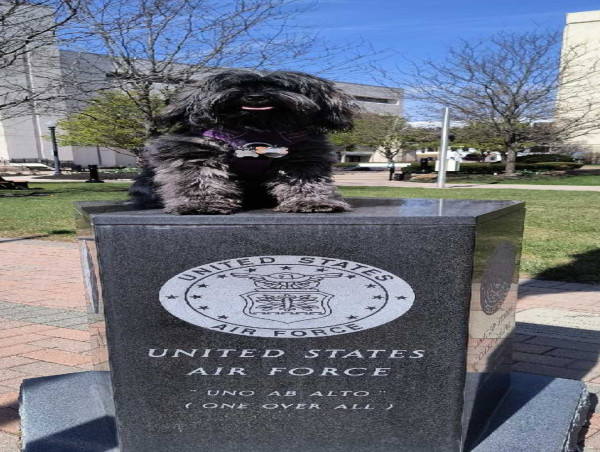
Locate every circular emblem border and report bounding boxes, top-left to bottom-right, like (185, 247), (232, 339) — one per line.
(480, 242), (516, 315)
(159, 255), (415, 338)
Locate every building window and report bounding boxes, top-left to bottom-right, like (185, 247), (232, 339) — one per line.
(347, 156), (362, 162)
(353, 96), (395, 104)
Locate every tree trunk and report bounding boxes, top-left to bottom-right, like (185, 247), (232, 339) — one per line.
(504, 147), (517, 175)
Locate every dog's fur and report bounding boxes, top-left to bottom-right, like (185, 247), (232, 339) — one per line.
(129, 69), (357, 214)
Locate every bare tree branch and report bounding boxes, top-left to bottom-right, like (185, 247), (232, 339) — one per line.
(382, 30), (600, 174)
(46, 0), (379, 138)
(0, 1), (79, 113)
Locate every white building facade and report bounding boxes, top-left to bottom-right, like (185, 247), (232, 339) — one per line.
(0, 42), (403, 168)
(558, 10), (600, 161)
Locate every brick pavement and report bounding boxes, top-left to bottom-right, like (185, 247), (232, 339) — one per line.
(1, 238), (600, 450)
(0, 238), (92, 449)
(514, 280), (600, 451)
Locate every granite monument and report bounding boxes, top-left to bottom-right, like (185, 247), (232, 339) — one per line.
(19, 197), (589, 451)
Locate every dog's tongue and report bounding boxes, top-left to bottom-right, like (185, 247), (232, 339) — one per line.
(242, 106), (275, 111)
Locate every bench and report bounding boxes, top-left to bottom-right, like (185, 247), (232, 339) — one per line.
(0, 176), (29, 190)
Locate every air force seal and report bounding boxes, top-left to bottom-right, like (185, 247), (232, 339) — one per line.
(159, 256), (415, 338)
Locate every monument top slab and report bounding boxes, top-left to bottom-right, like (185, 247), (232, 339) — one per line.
(80, 197), (523, 226)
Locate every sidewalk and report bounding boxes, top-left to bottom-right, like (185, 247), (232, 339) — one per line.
(334, 172), (600, 191)
(1, 239), (600, 450)
(0, 239), (92, 451)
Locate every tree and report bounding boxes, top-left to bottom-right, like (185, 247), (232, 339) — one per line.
(376, 121), (426, 164)
(0, 1), (78, 112)
(452, 123), (510, 155)
(331, 113), (401, 151)
(60, 0), (373, 138)
(400, 31), (600, 175)
(331, 113), (437, 162)
(57, 91), (165, 159)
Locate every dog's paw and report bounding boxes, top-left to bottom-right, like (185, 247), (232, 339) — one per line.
(165, 199), (241, 215)
(274, 198), (352, 213)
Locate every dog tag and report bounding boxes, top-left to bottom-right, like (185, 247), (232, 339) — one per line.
(234, 143), (289, 159)
(255, 147), (289, 158)
(234, 149), (260, 158)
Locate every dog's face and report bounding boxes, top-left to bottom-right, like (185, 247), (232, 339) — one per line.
(160, 70), (356, 132)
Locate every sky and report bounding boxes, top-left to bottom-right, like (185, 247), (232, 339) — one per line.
(54, 0), (600, 120)
(307, 0), (600, 63)
(297, 0), (600, 117)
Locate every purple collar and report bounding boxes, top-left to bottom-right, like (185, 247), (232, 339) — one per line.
(201, 128), (312, 148)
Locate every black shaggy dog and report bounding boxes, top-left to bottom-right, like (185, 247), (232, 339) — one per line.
(129, 69), (357, 214)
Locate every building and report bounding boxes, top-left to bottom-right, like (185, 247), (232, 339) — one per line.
(558, 10), (600, 162)
(0, 40), (403, 168)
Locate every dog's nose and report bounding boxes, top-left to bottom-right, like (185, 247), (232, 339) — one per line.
(244, 94), (270, 102)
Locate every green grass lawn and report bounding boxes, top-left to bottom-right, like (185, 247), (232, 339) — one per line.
(411, 174), (600, 185)
(1, 183), (599, 284)
(497, 175), (600, 185)
(0, 183), (130, 239)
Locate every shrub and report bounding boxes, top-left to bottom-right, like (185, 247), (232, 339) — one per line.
(457, 163), (503, 174)
(402, 162), (434, 174)
(516, 154), (575, 163)
(402, 161), (582, 174)
(516, 162), (582, 171)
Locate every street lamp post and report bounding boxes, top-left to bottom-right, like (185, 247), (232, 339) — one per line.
(47, 121), (61, 176)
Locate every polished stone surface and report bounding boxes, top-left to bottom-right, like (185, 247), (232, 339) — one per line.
(19, 371), (588, 452)
(76, 198), (525, 451)
(83, 197), (523, 225)
(472, 373), (589, 452)
(463, 204), (524, 448)
(75, 204), (110, 371)
(20, 371), (117, 452)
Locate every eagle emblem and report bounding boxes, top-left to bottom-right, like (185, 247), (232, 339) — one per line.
(231, 272), (341, 324)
